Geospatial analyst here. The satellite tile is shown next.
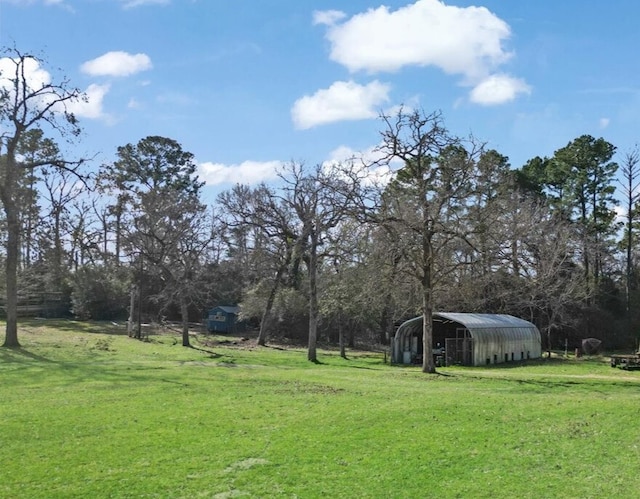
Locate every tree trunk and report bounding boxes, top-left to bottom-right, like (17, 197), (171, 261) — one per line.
(1, 150), (20, 348)
(381, 252), (402, 344)
(422, 287), (435, 373)
(307, 232), (319, 362)
(135, 285), (142, 340)
(257, 260), (287, 346)
(511, 238), (520, 277)
(127, 285), (136, 337)
(339, 320), (346, 359)
(181, 295), (190, 347)
(545, 310), (555, 358)
(257, 309), (271, 347)
(379, 306), (390, 344)
(114, 196), (123, 266)
(24, 178), (34, 268)
(3, 200), (20, 347)
(102, 209), (109, 263)
(422, 229), (436, 373)
(53, 207), (63, 282)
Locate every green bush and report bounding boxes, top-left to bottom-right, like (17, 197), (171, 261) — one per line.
(71, 264), (130, 320)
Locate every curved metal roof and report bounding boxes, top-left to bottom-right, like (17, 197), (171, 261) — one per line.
(435, 312), (535, 330)
(395, 313), (539, 338)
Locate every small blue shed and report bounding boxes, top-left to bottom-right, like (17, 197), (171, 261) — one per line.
(206, 306), (241, 333)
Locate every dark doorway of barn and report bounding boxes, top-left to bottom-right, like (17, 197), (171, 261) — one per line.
(445, 328), (472, 366)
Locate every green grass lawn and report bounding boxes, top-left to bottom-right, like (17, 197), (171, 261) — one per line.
(2, 320), (640, 498)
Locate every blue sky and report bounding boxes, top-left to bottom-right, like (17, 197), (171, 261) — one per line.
(2, 0), (640, 203)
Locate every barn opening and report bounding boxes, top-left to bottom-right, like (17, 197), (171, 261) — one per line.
(391, 313), (542, 367)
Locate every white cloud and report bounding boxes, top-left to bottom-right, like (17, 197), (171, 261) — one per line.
(291, 80), (390, 129)
(0, 56), (110, 121)
(313, 0), (529, 106)
(469, 74), (531, 105)
(66, 83), (110, 120)
(599, 117), (610, 129)
(614, 205), (627, 225)
(312, 9), (346, 26)
(0, 56), (59, 113)
(80, 51), (152, 78)
(323, 144), (401, 186)
(317, 0), (512, 80)
(197, 160), (283, 186)
(0, 55), (51, 92)
(325, 144), (385, 166)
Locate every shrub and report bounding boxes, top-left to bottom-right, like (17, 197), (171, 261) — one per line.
(71, 264), (130, 320)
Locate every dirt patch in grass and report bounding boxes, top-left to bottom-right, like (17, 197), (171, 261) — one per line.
(274, 380), (345, 395)
(224, 458), (270, 473)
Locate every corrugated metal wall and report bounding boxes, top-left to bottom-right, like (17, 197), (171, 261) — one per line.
(469, 326), (542, 366)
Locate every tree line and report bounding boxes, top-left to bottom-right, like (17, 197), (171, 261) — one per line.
(2, 48), (640, 372)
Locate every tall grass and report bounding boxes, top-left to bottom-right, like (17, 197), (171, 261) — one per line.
(1, 320), (640, 498)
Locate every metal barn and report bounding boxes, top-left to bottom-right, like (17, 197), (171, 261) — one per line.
(391, 313), (542, 366)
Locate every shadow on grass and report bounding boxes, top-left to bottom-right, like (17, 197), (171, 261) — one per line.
(456, 370), (640, 393)
(265, 345), (287, 351)
(510, 377), (589, 389)
(0, 345), (176, 387)
(188, 344), (222, 359)
(0, 346), (54, 364)
(342, 364), (381, 371)
(472, 356), (612, 370)
(20, 318), (130, 336)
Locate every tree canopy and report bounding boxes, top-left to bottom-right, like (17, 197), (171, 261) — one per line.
(2, 48), (640, 369)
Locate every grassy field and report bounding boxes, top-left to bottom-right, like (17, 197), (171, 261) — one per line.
(2, 320), (640, 498)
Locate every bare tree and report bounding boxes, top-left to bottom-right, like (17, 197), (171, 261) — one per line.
(217, 183), (297, 346)
(618, 147), (640, 316)
(515, 203), (587, 355)
(39, 166), (83, 279)
(67, 196), (105, 268)
(319, 220), (385, 358)
(0, 48), (85, 347)
(373, 109), (481, 373)
(279, 162), (363, 362)
(90, 198), (114, 264)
